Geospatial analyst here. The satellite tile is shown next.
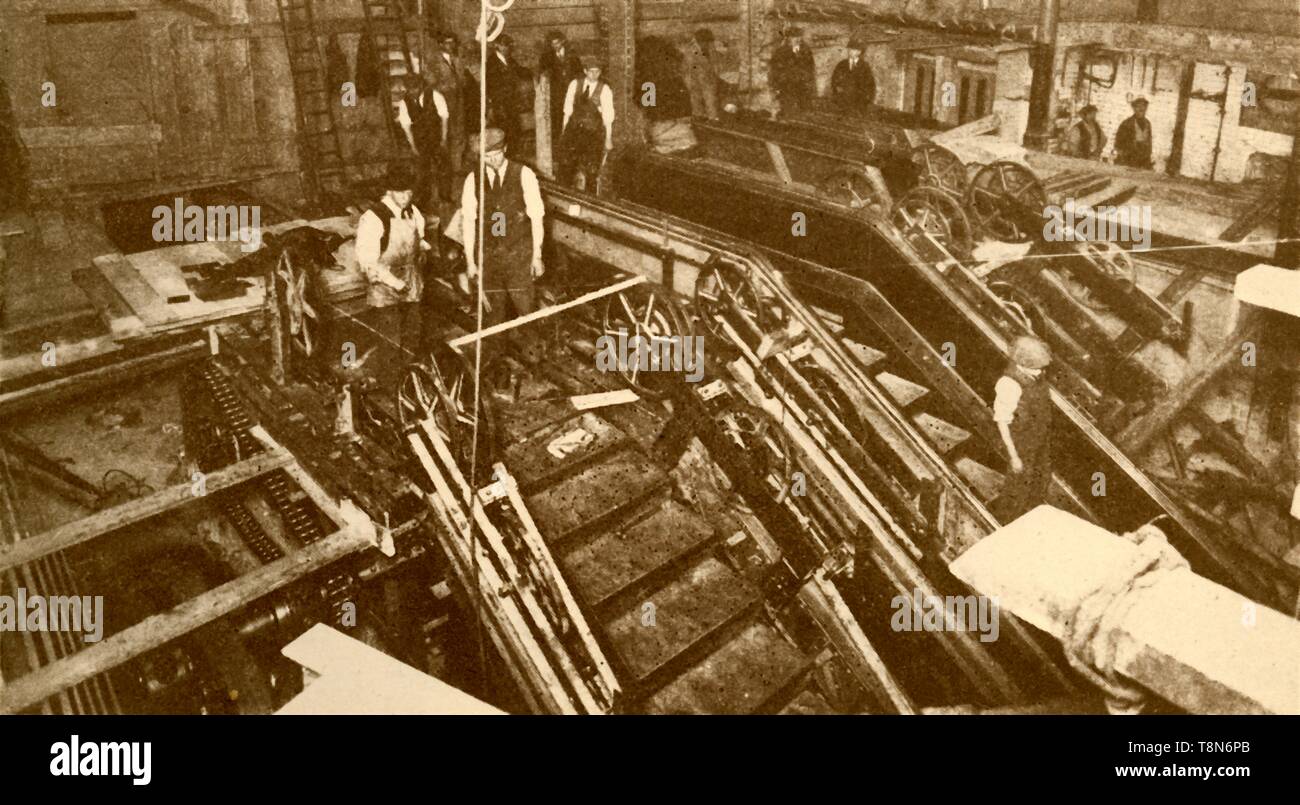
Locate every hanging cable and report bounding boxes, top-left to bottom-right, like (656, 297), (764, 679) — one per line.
(466, 0), (515, 690)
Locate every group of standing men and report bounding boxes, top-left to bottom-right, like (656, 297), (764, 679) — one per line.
(768, 28), (877, 117)
(354, 125), (547, 369)
(539, 30), (616, 192)
(395, 30), (532, 211)
(1066, 96), (1156, 169)
(352, 29), (624, 368)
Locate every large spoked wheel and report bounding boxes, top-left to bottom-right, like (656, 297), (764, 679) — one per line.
(717, 402), (795, 502)
(693, 259), (774, 342)
(912, 143), (969, 198)
(964, 161), (1049, 244)
(818, 166), (886, 212)
(601, 284), (693, 397)
(891, 186), (975, 260)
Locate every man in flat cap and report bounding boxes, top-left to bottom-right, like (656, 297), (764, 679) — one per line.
(396, 73), (450, 207)
(830, 34), (875, 110)
(428, 31), (468, 183)
(355, 162), (431, 362)
(460, 128), (546, 328)
(559, 49), (615, 192)
(992, 335), (1055, 521)
(539, 30), (582, 151)
(769, 27), (816, 116)
(1067, 104), (1105, 160)
(486, 34), (529, 148)
(1115, 97), (1153, 169)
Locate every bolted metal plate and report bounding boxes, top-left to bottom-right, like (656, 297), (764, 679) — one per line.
(503, 412), (628, 493)
(524, 449), (668, 546)
(602, 555), (758, 682)
(911, 412), (972, 455)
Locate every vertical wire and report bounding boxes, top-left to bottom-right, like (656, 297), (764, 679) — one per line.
(466, 1), (490, 687)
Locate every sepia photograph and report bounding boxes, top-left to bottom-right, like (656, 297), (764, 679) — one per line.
(0, 0), (1296, 786)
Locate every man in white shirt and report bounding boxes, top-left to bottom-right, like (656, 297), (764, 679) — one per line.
(460, 128), (545, 328)
(992, 335), (1055, 522)
(355, 163), (432, 363)
(429, 32), (466, 177)
(396, 75), (450, 206)
(559, 51), (615, 192)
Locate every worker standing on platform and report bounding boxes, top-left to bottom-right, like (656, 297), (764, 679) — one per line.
(1067, 104), (1106, 160)
(830, 35), (875, 111)
(769, 27), (816, 116)
(355, 163), (430, 364)
(396, 74), (450, 208)
(992, 336), (1055, 522)
(559, 50), (615, 192)
(1114, 97), (1154, 170)
(461, 128), (546, 329)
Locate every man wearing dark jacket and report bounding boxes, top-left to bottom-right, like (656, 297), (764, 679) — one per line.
(769, 27), (816, 116)
(428, 32), (466, 177)
(539, 30), (583, 152)
(830, 35), (875, 110)
(1067, 104), (1106, 160)
(1115, 97), (1154, 169)
(486, 35), (529, 148)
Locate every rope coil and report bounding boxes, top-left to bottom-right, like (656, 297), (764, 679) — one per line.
(1060, 522), (1189, 711)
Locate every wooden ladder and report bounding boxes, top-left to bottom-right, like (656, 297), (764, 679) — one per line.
(276, 0), (347, 203)
(360, 0), (417, 150)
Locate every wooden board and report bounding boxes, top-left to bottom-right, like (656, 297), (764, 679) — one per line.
(70, 268), (147, 339)
(92, 253), (175, 327)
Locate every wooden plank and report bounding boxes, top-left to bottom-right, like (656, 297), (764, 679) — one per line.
(929, 113), (1001, 144)
(420, 426), (596, 713)
(0, 339), (206, 417)
(1219, 194), (1279, 242)
(93, 254), (176, 326)
(278, 624), (505, 715)
(448, 275), (646, 348)
(407, 430), (574, 714)
(0, 449), (293, 575)
(0, 525), (371, 714)
(765, 142), (794, 184)
(1156, 263), (1209, 305)
(70, 268), (147, 338)
(498, 463), (620, 700)
(951, 506), (1300, 715)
